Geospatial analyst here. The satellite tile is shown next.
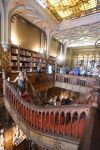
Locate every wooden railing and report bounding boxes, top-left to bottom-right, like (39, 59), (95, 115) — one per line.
(4, 78), (89, 140)
(55, 73), (97, 88)
(0, 72), (3, 96)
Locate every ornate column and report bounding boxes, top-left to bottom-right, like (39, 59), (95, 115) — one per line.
(45, 28), (52, 59)
(0, 0), (11, 71)
(1, 0), (11, 51)
(63, 43), (68, 61)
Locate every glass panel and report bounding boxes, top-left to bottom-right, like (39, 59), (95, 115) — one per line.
(42, 0), (98, 21)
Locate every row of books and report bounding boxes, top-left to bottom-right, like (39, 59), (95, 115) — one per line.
(11, 56), (18, 60)
(19, 62), (31, 67)
(20, 50), (31, 56)
(20, 57), (31, 62)
(11, 62), (18, 67)
(11, 48), (18, 54)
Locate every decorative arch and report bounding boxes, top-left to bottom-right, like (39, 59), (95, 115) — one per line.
(78, 111), (87, 138)
(45, 111), (49, 131)
(72, 112), (79, 137)
(55, 111), (59, 133)
(42, 111), (45, 131)
(59, 111), (65, 134)
(50, 111), (54, 133)
(65, 112), (71, 136)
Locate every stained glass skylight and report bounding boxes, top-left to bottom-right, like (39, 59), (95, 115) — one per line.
(40, 0), (100, 21)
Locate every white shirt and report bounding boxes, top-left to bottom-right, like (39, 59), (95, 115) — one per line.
(48, 65), (53, 74)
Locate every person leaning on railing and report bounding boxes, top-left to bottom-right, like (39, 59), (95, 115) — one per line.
(91, 65), (100, 77)
(11, 71), (27, 95)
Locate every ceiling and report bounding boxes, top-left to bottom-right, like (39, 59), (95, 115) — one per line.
(54, 21), (100, 47)
(40, 0), (100, 21)
(2, 0), (100, 48)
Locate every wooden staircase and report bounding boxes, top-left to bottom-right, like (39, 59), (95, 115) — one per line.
(1, 71), (100, 150)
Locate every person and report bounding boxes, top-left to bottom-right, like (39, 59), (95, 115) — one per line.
(49, 96), (55, 106)
(47, 64), (53, 74)
(37, 63), (42, 73)
(64, 97), (71, 105)
(73, 64), (80, 76)
(80, 66), (86, 76)
(62, 66), (67, 74)
(12, 71), (26, 95)
(56, 96), (61, 106)
(91, 65), (100, 77)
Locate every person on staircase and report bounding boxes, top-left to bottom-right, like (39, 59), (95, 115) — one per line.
(12, 71), (26, 96)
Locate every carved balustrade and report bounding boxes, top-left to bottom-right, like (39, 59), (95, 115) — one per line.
(0, 72), (3, 96)
(4, 79), (89, 139)
(55, 73), (96, 88)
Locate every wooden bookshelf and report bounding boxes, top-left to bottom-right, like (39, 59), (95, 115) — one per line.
(32, 51), (42, 72)
(47, 56), (55, 71)
(19, 48), (32, 71)
(11, 45), (52, 72)
(11, 45), (19, 71)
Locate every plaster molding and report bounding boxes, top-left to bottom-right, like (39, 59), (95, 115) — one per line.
(1, 42), (10, 52)
(58, 13), (100, 31)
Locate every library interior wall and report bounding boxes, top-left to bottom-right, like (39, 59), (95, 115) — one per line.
(69, 47), (100, 67)
(50, 38), (59, 57)
(11, 18), (41, 52)
(11, 17), (59, 57)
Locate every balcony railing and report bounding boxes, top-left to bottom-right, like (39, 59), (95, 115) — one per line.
(0, 72), (3, 96)
(55, 73), (97, 88)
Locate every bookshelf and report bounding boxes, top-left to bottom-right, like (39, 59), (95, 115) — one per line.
(19, 48), (32, 71)
(47, 56), (55, 71)
(11, 45), (53, 72)
(11, 46), (19, 71)
(32, 51), (42, 72)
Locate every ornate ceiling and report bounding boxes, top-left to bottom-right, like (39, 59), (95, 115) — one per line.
(1, 0), (100, 48)
(40, 0), (100, 21)
(54, 21), (100, 47)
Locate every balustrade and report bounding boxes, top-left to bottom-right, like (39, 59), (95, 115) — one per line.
(4, 79), (89, 140)
(55, 73), (96, 88)
(0, 73), (3, 96)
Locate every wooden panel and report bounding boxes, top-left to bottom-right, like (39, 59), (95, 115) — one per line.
(55, 81), (92, 93)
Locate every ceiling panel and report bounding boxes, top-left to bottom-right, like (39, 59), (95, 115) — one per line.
(41, 0), (100, 21)
(53, 22), (100, 47)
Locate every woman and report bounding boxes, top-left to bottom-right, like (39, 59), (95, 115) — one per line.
(13, 71), (26, 95)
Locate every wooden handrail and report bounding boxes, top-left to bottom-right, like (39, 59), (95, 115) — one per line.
(4, 78), (89, 140)
(55, 73), (97, 88)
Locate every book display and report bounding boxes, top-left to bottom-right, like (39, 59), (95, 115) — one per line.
(32, 51), (42, 72)
(11, 45), (55, 72)
(19, 48), (32, 71)
(11, 46), (19, 71)
(13, 126), (26, 146)
(47, 56), (55, 72)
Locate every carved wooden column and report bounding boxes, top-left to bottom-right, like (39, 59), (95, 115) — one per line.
(2, 69), (6, 96)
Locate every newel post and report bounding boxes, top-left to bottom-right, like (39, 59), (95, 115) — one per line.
(2, 69), (6, 96)
(92, 86), (100, 108)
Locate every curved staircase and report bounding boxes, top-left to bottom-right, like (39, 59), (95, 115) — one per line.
(1, 71), (100, 150)
(3, 76), (90, 150)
